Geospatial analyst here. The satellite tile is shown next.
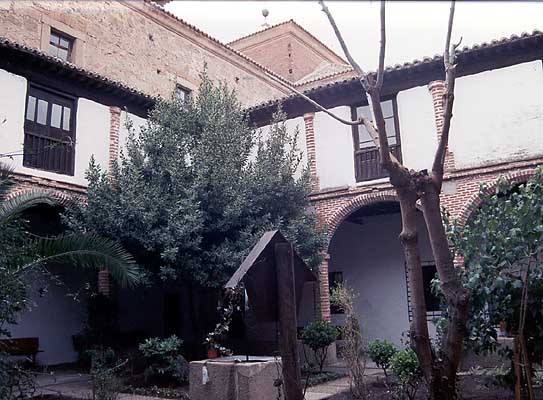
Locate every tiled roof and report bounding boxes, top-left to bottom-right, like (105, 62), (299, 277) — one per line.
(295, 62), (354, 86)
(247, 29), (543, 115)
(0, 37), (155, 106)
(227, 19), (348, 65)
(144, 0), (292, 86)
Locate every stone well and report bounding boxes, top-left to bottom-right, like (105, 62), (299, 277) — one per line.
(189, 356), (283, 400)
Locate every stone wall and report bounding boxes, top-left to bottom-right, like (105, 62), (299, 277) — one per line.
(0, 0), (287, 107)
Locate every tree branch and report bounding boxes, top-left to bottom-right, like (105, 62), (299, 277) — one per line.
(263, 71), (405, 169)
(264, 72), (363, 126)
(319, 0), (371, 89)
(376, 1), (386, 89)
(432, 0), (457, 186)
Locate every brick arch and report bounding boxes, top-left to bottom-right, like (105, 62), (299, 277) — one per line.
(5, 185), (73, 206)
(326, 190), (399, 240)
(456, 168), (536, 227)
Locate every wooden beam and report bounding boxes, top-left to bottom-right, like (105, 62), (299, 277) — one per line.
(275, 243), (303, 400)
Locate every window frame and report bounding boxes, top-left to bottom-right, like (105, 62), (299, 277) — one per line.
(48, 29), (74, 62)
(23, 83), (77, 176)
(350, 96), (402, 182)
(174, 84), (192, 104)
(404, 261), (442, 322)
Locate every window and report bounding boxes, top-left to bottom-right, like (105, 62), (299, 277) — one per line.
(174, 84), (191, 104)
(24, 84), (76, 175)
(48, 30), (73, 62)
(329, 271), (344, 314)
(405, 262), (442, 321)
(351, 98), (401, 182)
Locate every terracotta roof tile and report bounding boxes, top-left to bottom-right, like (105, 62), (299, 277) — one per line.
(247, 29), (543, 113)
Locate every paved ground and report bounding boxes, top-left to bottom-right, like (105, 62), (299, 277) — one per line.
(34, 371), (165, 400)
(32, 364), (381, 400)
(305, 364), (383, 400)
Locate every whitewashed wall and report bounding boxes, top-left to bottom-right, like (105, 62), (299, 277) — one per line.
(8, 267), (91, 365)
(0, 68), (111, 186)
(118, 110), (147, 160)
(328, 212), (436, 346)
(256, 116), (307, 179)
(313, 106), (355, 189)
(396, 86), (438, 171)
(451, 60), (543, 169)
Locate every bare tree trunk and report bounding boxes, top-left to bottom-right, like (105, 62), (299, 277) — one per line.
(421, 182), (469, 399)
(397, 186), (433, 383)
(267, 2), (468, 398)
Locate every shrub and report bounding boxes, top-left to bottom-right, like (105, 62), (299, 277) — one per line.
(88, 348), (123, 400)
(330, 283), (367, 399)
(368, 339), (397, 379)
(139, 335), (188, 384)
(390, 349), (422, 400)
(301, 320), (338, 372)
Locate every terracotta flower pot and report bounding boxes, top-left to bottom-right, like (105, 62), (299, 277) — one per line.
(207, 348), (218, 359)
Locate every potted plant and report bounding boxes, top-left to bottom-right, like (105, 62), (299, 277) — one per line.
(204, 334), (219, 359)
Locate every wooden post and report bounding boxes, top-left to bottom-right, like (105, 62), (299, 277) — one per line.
(275, 243), (303, 400)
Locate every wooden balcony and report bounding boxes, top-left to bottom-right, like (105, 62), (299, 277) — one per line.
(354, 145), (401, 182)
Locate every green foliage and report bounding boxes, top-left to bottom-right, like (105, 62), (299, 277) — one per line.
(68, 69), (326, 287)
(390, 349), (422, 400)
(139, 335), (188, 383)
(0, 162), (138, 397)
(88, 348), (123, 400)
(367, 339), (397, 377)
(446, 167), (543, 384)
(301, 320), (338, 372)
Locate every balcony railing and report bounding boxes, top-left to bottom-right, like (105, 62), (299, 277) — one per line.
(354, 144), (401, 182)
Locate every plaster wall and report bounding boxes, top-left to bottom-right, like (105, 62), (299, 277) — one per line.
(450, 60), (543, 169)
(254, 116), (307, 179)
(118, 110), (147, 160)
(313, 106), (356, 189)
(0, 68), (111, 187)
(8, 267), (91, 365)
(328, 212), (435, 346)
(396, 85), (438, 171)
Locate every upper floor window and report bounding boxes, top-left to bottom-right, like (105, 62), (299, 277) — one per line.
(48, 30), (74, 62)
(351, 98), (401, 182)
(24, 84), (76, 175)
(174, 84), (191, 104)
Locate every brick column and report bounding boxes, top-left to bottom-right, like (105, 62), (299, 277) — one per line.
(99, 106), (122, 297)
(98, 269), (111, 297)
(303, 113), (320, 191)
(109, 106), (121, 171)
(318, 253), (331, 321)
(428, 81), (455, 171)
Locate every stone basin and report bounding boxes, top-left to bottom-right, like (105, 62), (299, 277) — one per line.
(189, 356), (283, 400)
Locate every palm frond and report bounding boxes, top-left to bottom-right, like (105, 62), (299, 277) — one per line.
(0, 162), (16, 202)
(0, 189), (70, 226)
(30, 233), (141, 289)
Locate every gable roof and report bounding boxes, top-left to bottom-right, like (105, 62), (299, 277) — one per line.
(247, 30), (543, 126)
(228, 19), (348, 66)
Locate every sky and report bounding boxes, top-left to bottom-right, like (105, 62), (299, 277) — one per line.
(166, 1), (543, 71)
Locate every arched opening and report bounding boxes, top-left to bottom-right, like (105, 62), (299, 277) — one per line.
(7, 201), (92, 366)
(327, 201), (438, 346)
